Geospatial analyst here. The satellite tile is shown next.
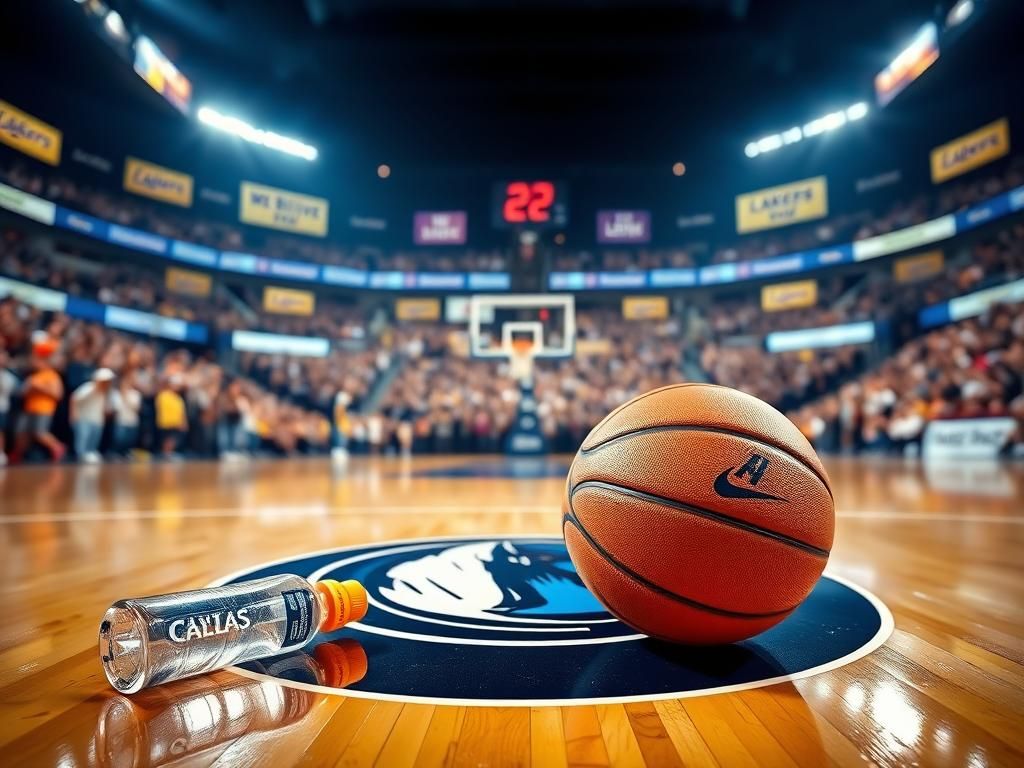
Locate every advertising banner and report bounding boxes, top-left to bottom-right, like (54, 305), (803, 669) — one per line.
(240, 182), (329, 237)
(853, 216), (956, 261)
(0, 276), (67, 312)
(761, 279), (818, 312)
(874, 22), (939, 107)
(263, 286), (316, 316)
(165, 267), (212, 297)
(413, 211), (467, 245)
(597, 211), (652, 244)
(922, 418), (1016, 459)
(735, 176), (828, 234)
(0, 100), (62, 166)
(396, 298), (441, 321)
(0, 181), (56, 224)
(230, 331), (329, 357)
(124, 157), (193, 207)
(133, 36), (192, 115)
(930, 118), (1010, 184)
(894, 250), (944, 282)
(622, 296), (668, 320)
(765, 321), (875, 353)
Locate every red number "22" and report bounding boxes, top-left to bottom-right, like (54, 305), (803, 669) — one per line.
(504, 181), (555, 223)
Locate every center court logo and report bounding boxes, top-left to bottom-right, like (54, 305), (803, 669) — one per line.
(215, 535), (892, 705)
(316, 539), (638, 646)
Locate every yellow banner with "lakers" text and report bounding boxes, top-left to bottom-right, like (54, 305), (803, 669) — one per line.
(622, 296), (669, 320)
(165, 267), (211, 297)
(263, 286), (316, 316)
(396, 298), (441, 321)
(0, 100), (62, 166)
(124, 157), (193, 207)
(736, 176), (828, 234)
(240, 182), (329, 237)
(761, 279), (818, 312)
(930, 118), (1010, 184)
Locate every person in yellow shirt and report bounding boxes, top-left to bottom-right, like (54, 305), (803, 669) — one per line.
(155, 376), (188, 459)
(331, 390), (351, 462)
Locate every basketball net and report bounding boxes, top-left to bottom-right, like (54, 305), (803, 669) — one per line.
(508, 338), (536, 384)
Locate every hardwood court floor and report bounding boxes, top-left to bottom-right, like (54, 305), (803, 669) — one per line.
(0, 455), (1022, 767)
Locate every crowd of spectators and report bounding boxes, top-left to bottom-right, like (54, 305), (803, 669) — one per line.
(371, 309), (687, 453)
(4, 153), (1022, 279)
(550, 248), (695, 272)
(1, 156), (1023, 460)
(0, 297), (338, 465)
(791, 302), (1024, 455)
(0, 161), (507, 273)
(0, 226), (378, 340)
(551, 155), (1024, 272)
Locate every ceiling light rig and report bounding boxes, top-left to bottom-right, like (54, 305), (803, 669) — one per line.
(745, 102), (869, 158)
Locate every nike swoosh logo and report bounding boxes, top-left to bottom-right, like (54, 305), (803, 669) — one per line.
(713, 468), (787, 501)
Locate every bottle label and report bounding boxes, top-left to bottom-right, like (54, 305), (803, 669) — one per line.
(166, 608), (252, 643)
(282, 589), (315, 644)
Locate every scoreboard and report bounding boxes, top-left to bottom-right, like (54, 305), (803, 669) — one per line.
(492, 180), (568, 228)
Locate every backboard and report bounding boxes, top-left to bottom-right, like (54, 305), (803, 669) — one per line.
(468, 294), (576, 370)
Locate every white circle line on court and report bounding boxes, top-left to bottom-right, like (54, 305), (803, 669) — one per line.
(208, 533), (895, 707)
(1, 507), (1022, 524)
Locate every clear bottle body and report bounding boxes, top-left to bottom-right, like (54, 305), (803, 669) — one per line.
(99, 574), (326, 694)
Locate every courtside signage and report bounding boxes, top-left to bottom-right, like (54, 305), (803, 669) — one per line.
(124, 157), (194, 207)
(923, 418), (1016, 459)
(735, 176), (827, 234)
(930, 118), (1010, 184)
(0, 100), (62, 166)
(240, 182), (329, 237)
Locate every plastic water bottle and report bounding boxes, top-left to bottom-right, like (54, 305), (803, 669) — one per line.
(98, 575), (368, 693)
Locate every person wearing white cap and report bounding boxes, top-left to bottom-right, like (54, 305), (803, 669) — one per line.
(70, 368), (115, 464)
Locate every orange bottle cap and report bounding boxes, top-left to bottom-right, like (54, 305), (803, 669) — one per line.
(315, 579), (369, 632)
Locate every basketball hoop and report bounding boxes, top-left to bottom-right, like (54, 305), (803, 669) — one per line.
(509, 338), (536, 383)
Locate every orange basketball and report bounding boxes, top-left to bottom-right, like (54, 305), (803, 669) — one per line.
(563, 383), (834, 644)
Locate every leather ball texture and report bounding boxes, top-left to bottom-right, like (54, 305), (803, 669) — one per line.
(563, 383), (835, 644)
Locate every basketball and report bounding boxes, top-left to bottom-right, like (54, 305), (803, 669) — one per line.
(563, 383), (834, 644)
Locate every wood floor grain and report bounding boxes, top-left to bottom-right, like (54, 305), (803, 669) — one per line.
(0, 455), (1021, 767)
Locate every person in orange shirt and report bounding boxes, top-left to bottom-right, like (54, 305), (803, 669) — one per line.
(12, 341), (66, 463)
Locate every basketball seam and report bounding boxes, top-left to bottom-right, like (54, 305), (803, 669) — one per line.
(562, 515), (801, 619)
(579, 424), (834, 500)
(570, 480), (831, 557)
(581, 383), (704, 449)
(585, 577), (786, 645)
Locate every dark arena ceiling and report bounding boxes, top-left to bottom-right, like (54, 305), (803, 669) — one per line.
(4, 0), (1023, 176)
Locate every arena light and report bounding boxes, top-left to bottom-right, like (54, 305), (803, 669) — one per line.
(745, 102), (868, 158)
(946, 0), (974, 28)
(197, 106), (318, 161)
(103, 10), (129, 42)
(846, 101), (869, 121)
(781, 127), (803, 144)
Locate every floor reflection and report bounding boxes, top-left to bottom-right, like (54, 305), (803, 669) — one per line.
(94, 639), (366, 768)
